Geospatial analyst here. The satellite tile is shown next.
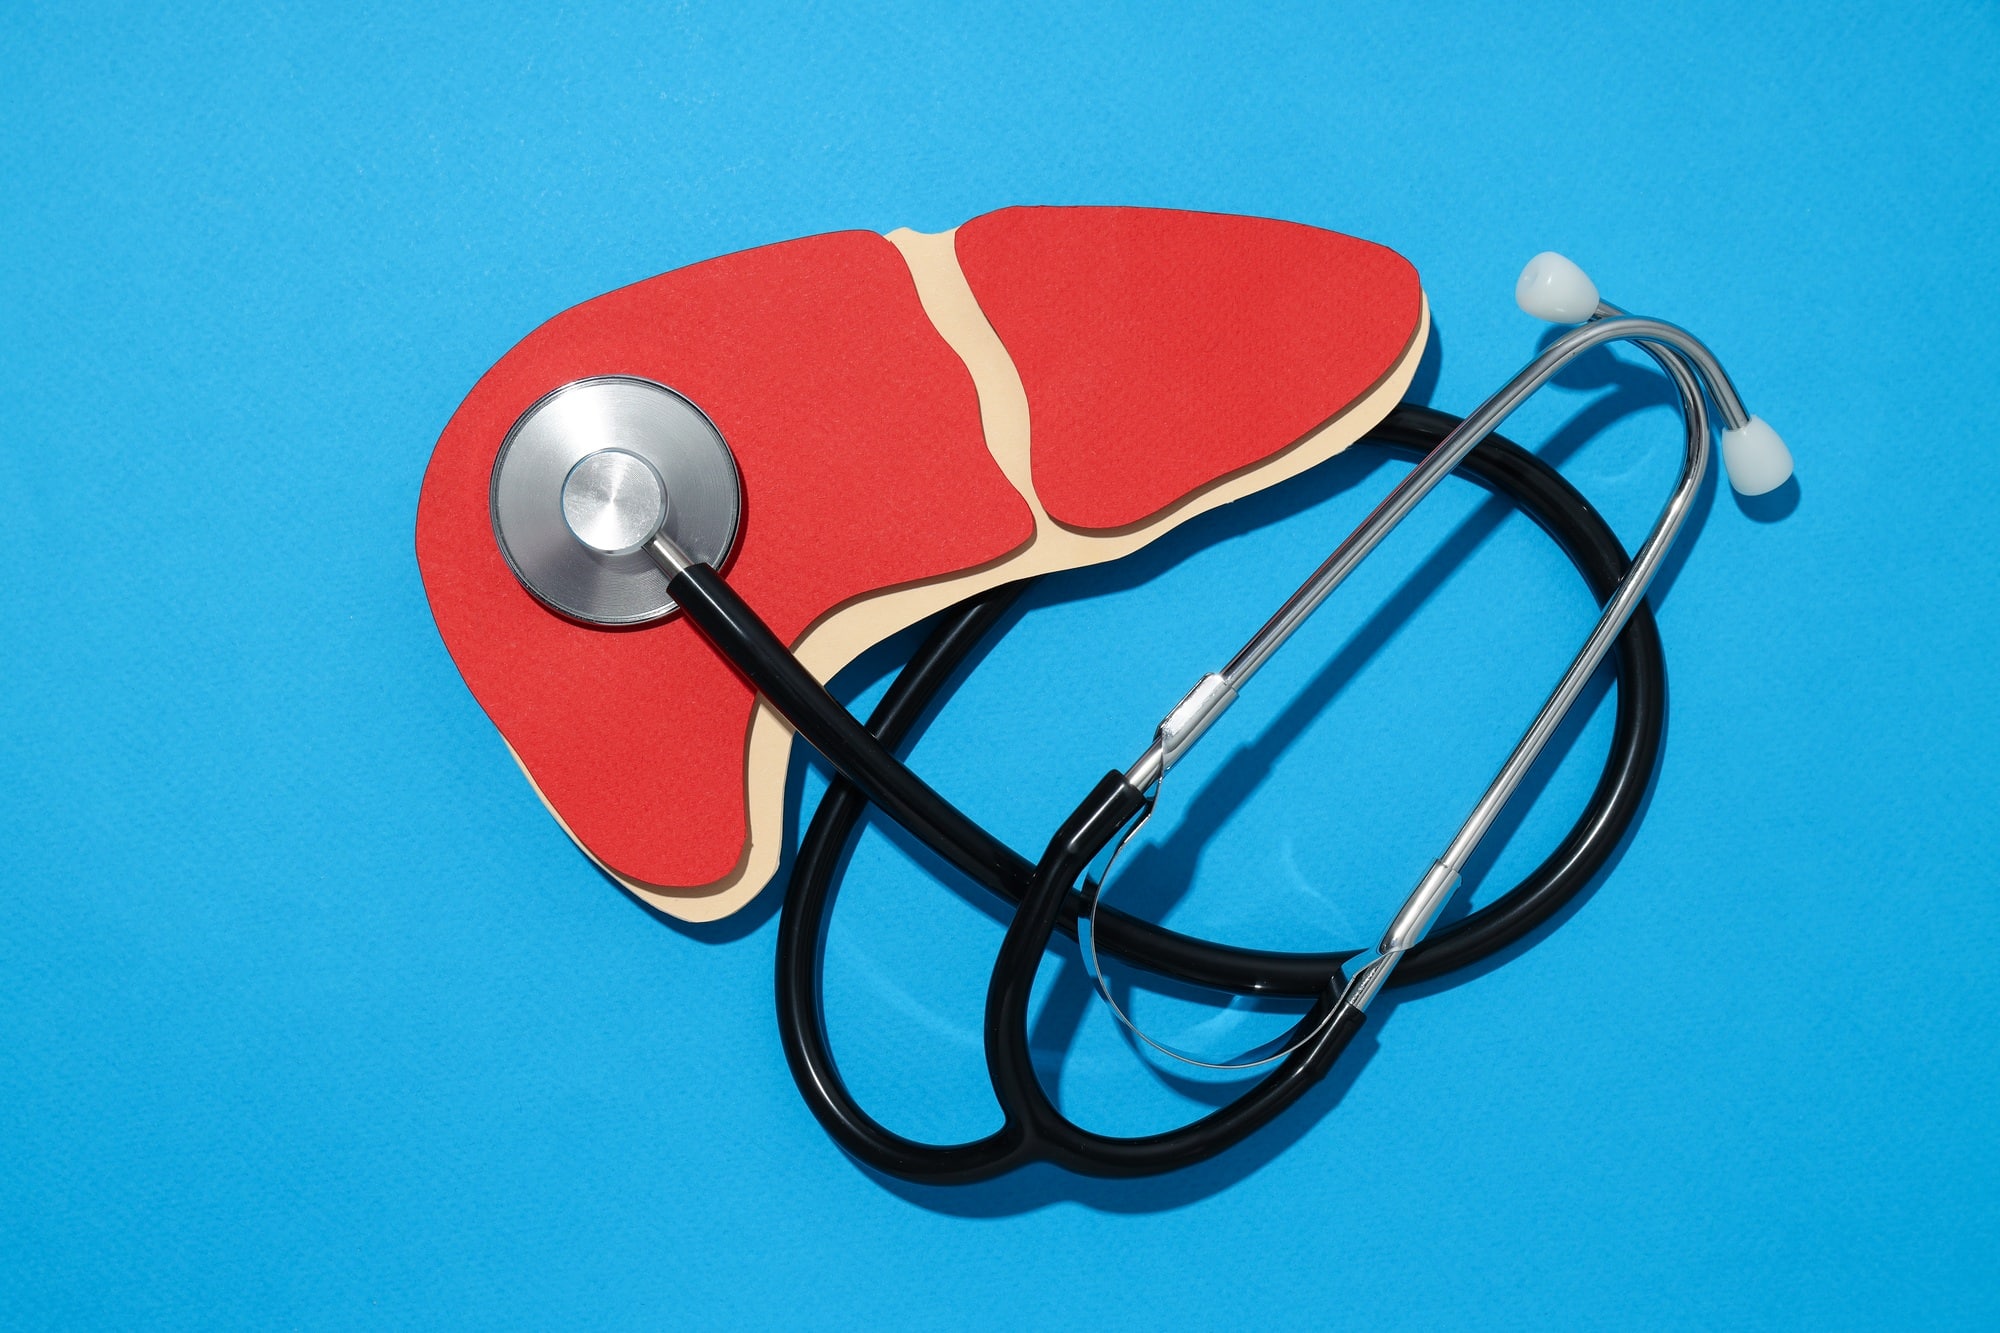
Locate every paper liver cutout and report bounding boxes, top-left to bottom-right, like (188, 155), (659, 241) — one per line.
(418, 207), (1427, 921)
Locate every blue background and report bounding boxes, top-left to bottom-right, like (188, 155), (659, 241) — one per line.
(5, 2), (1997, 1327)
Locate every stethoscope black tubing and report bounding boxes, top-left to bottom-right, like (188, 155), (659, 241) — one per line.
(765, 404), (1669, 1181)
(666, 560), (1362, 996)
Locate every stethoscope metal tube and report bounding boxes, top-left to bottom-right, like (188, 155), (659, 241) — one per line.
(1339, 311), (1715, 1014)
(1126, 311), (1744, 792)
(1100, 300), (1747, 1056)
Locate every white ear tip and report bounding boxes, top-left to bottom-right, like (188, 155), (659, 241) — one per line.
(1721, 416), (1793, 496)
(1515, 252), (1600, 324)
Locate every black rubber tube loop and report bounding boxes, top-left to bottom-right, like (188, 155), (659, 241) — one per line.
(754, 405), (1666, 1181)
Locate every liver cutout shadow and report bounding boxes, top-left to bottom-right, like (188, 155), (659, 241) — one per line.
(602, 325), (1747, 1215)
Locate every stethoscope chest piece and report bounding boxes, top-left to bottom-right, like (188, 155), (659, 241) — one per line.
(489, 375), (742, 626)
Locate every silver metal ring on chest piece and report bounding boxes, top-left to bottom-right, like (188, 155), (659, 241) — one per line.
(489, 376), (743, 626)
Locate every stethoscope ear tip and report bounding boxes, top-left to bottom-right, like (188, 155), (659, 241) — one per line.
(1513, 253), (1795, 498)
(1515, 251), (1600, 324)
(1721, 415), (1795, 496)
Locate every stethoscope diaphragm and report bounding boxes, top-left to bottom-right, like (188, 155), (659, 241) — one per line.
(489, 376), (742, 626)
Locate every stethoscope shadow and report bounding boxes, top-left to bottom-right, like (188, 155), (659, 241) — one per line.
(608, 324), (1797, 1214)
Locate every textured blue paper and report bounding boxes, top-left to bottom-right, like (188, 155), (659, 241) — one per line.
(5, 2), (1997, 1327)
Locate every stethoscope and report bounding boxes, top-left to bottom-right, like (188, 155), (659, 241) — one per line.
(488, 253), (1793, 1182)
